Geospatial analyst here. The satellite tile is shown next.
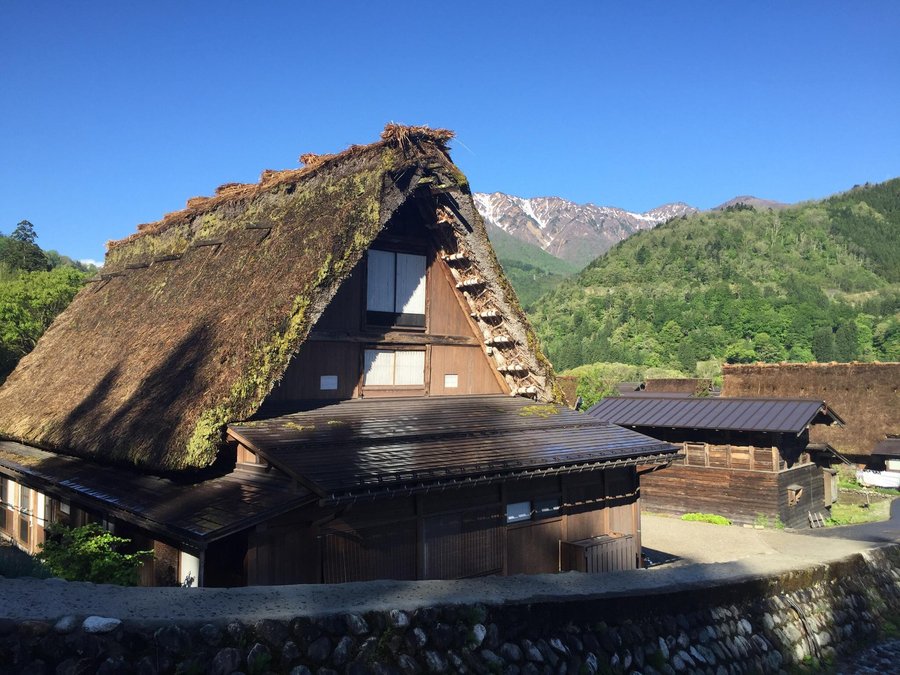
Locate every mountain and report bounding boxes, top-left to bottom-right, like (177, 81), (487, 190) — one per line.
(529, 178), (900, 374)
(713, 195), (790, 211)
(474, 192), (698, 269)
(483, 222), (578, 308)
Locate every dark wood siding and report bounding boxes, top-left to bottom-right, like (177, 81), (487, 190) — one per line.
(641, 465), (781, 524)
(314, 265), (362, 332)
(246, 515), (320, 585)
(429, 345), (504, 395)
(778, 463), (827, 528)
(323, 519), (418, 583)
(428, 257), (481, 338)
(423, 506), (504, 579)
(243, 470), (644, 584)
(507, 518), (563, 574)
(267, 341), (359, 402)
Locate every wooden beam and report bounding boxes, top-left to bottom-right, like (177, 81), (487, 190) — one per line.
(307, 330), (480, 347)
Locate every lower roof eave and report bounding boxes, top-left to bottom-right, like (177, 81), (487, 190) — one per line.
(320, 449), (680, 506)
(0, 441), (317, 554)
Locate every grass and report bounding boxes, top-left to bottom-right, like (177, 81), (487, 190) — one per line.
(753, 514), (786, 529)
(827, 500), (892, 526)
(680, 512), (732, 526)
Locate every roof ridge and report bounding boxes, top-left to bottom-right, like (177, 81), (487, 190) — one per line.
(106, 123), (454, 255)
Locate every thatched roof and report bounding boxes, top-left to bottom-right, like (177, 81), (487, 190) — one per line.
(0, 124), (561, 472)
(722, 362), (900, 459)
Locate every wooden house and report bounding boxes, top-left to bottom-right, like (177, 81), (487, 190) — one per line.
(0, 125), (678, 585)
(587, 395), (844, 528)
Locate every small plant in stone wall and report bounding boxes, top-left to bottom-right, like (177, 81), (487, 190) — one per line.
(38, 522), (153, 586)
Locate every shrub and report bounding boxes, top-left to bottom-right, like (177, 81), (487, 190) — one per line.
(39, 522), (153, 586)
(680, 512), (732, 526)
(0, 544), (51, 578)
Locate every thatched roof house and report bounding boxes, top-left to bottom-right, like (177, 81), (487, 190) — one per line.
(0, 125), (560, 472)
(0, 125), (679, 585)
(722, 362), (899, 460)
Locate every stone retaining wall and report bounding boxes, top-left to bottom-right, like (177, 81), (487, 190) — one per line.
(2, 546), (899, 675)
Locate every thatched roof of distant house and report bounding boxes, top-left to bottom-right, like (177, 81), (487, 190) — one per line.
(0, 124), (560, 472)
(722, 362), (900, 459)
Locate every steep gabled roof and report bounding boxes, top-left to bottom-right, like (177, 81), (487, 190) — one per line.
(0, 125), (561, 472)
(587, 395), (843, 435)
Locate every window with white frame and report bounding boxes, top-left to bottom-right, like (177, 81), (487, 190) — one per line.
(366, 249), (426, 327)
(363, 349), (425, 387)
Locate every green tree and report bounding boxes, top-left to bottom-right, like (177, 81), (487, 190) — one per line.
(724, 340), (757, 364)
(834, 321), (859, 361)
(11, 220), (37, 244)
(0, 267), (86, 371)
(1, 221), (49, 272)
(811, 326), (836, 362)
(39, 522), (153, 586)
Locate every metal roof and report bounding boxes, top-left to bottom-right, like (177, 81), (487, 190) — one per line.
(0, 441), (314, 551)
(586, 395), (844, 435)
(872, 438), (900, 458)
(228, 395), (678, 504)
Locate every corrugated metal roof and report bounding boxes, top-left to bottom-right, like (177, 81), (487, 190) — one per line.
(0, 441), (314, 550)
(587, 395), (843, 434)
(872, 438), (900, 457)
(229, 395), (678, 503)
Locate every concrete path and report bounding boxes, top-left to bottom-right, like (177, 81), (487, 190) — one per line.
(640, 494), (900, 568)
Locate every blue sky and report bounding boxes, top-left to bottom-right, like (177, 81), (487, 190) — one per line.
(1, 2), (898, 262)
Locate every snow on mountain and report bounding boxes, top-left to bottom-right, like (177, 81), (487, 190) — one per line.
(474, 192), (698, 268)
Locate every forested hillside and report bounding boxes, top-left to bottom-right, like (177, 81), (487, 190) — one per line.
(532, 179), (900, 374)
(0, 221), (94, 382)
(485, 222), (578, 307)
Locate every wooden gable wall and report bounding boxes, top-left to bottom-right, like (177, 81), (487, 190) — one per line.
(266, 206), (506, 406)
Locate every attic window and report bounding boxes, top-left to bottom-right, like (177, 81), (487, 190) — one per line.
(366, 250), (426, 328)
(363, 349), (425, 387)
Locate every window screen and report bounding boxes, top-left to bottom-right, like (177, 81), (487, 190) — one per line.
(363, 350), (425, 387)
(366, 250), (426, 327)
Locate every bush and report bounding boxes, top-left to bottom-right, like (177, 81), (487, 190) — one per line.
(39, 522), (153, 586)
(0, 544), (51, 578)
(680, 512), (732, 526)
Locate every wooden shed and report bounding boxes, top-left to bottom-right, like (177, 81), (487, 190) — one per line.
(587, 395), (844, 528)
(0, 125), (678, 585)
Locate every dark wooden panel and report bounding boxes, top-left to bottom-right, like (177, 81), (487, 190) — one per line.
(314, 265), (362, 331)
(248, 520), (320, 585)
(267, 341), (359, 402)
(778, 463), (827, 528)
(322, 518), (417, 583)
(560, 533), (636, 573)
(423, 506), (503, 579)
(421, 485), (500, 515)
(429, 345), (505, 395)
(507, 518), (562, 575)
(429, 257), (482, 338)
(642, 465), (780, 524)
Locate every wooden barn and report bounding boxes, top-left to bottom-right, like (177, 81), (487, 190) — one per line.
(0, 125), (678, 585)
(587, 395), (844, 528)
